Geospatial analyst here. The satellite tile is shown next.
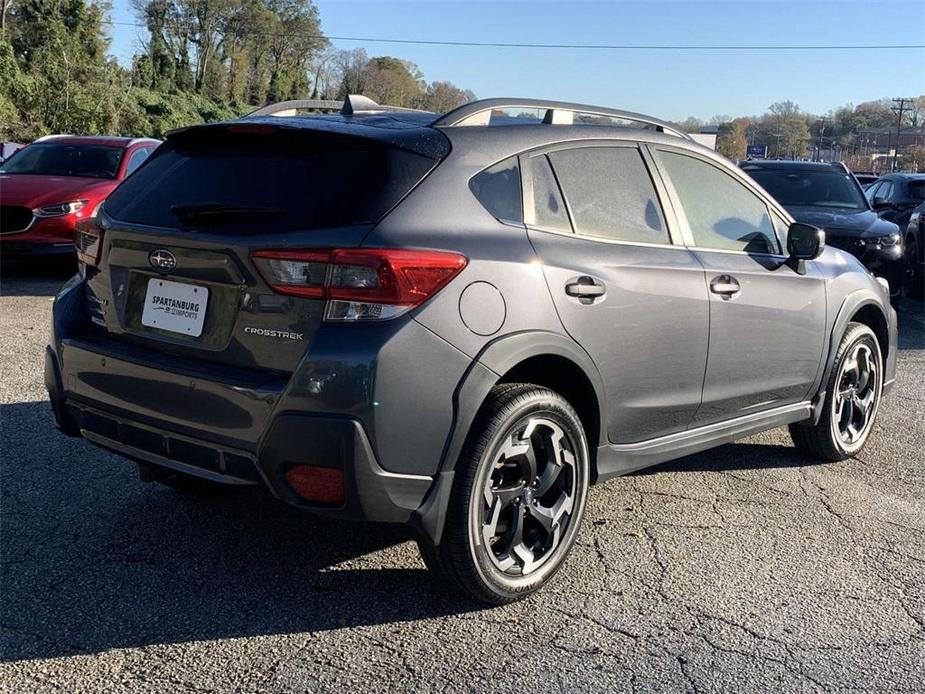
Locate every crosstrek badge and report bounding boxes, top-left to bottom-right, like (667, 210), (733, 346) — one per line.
(244, 327), (304, 341)
(141, 278), (208, 337)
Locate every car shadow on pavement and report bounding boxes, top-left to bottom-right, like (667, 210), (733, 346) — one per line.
(0, 259), (75, 297)
(635, 441), (814, 476)
(0, 401), (479, 663)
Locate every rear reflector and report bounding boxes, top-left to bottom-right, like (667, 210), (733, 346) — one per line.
(284, 465), (345, 505)
(251, 248), (467, 321)
(75, 218), (103, 266)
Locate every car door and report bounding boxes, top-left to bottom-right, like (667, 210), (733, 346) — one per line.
(524, 142), (710, 443)
(651, 145), (827, 427)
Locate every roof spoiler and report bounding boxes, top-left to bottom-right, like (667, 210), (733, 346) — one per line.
(431, 98), (692, 140)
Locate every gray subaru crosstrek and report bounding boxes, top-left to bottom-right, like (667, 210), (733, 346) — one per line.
(46, 96), (897, 604)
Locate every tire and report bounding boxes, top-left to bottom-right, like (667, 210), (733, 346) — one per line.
(418, 383), (591, 605)
(904, 236), (924, 300)
(789, 322), (883, 462)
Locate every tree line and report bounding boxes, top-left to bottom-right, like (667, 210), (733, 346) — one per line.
(1, 0), (922, 170)
(688, 97), (925, 170)
(0, 0), (475, 141)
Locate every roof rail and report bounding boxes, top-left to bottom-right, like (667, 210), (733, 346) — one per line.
(432, 98), (692, 140)
(34, 134), (72, 142)
(245, 94), (430, 118)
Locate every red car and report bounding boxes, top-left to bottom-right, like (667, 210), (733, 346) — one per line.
(0, 135), (160, 256)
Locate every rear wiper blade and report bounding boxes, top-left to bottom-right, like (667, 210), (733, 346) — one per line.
(171, 203), (285, 225)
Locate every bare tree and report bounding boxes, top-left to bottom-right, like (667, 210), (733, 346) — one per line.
(1, 0), (13, 35)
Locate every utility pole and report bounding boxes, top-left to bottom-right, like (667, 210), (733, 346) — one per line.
(891, 97), (913, 172)
(815, 117), (828, 162)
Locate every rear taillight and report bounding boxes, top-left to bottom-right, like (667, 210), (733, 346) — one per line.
(75, 218), (103, 267)
(251, 248), (468, 321)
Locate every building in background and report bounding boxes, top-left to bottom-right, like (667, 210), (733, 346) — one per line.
(690, 125), (717, 150)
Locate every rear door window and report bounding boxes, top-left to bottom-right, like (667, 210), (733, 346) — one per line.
(526, 154), (571, 233)
(104, 130), (440, 232)
(546, 146), (668, 244)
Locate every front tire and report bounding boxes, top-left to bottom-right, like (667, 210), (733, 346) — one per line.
(789, 322), (883, 462)
(419, 384), (591, 604)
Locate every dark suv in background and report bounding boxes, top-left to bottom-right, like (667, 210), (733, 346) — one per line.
(864, 173), (925, 298)
(903, 200), (925, 298)
(866, 173), (925, 230)
(739, 160), (904, 305)
(45, 96), (896, 604)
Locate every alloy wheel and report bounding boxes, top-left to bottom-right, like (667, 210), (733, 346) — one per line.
(833, 342), (880, 446)
(478, 417), (578, 576)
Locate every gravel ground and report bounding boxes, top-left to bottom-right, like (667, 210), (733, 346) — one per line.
(1, 262), (923, 693)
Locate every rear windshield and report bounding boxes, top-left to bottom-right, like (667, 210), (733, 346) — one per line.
(0, 143), (124, 179)
(747, 169), (867, 210)
(104, 129), (438, 231)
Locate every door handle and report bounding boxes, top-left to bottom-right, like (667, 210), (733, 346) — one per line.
(565, 276), (606, 301)
(710, 275), (740, 298)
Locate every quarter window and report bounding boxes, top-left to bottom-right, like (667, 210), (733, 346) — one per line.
(470, 156), (522, 223)
(773, 212), (790, 244)
(547, 146), (668, 244)
(657, 150), (780, 254)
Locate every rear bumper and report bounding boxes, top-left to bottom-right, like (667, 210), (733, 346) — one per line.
(43, 261), (481, 536)
(46, 341), (433, 523)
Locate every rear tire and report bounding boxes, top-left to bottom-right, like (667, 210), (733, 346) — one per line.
(789, 322), (883, 462)
(418, 384), (591, 605)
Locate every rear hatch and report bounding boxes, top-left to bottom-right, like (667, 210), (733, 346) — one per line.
(83, 120), (449, 375)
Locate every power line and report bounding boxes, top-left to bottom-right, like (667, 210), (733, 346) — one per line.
(101, 20), (925, 51)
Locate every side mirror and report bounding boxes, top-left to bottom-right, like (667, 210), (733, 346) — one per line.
(872, 196), (892, 211)
(787, 222), (825, 260)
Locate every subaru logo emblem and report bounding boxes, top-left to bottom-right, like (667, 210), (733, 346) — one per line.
(149, 249), (177, 273)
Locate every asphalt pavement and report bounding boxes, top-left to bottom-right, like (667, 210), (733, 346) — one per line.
(1, 261), (923, 693)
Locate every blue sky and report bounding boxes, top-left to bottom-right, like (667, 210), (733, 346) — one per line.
(106, 0), (925, 121)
